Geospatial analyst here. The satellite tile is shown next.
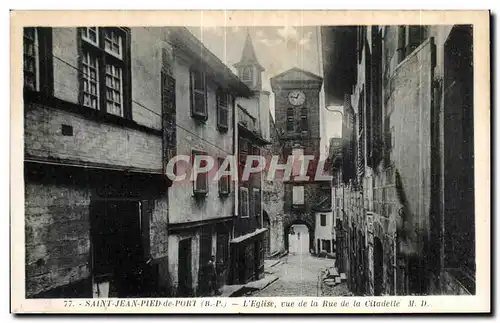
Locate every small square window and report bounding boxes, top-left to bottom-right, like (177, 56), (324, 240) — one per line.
(81, 27), (99, 46)
(61, 124), (73, 136)
(292, 186), (304, 205)
(104, 29), (123, 59)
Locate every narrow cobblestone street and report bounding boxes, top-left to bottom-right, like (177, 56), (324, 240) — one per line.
(254, 253), (347, 296)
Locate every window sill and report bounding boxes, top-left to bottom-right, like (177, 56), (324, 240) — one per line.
(193, 191), (208, 198)
(192, 113), (208, 122)
(217, 125), (229, 133)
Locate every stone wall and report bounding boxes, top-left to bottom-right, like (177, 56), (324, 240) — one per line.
(25, 182), (91, 298)
(24, 103), (163, 172)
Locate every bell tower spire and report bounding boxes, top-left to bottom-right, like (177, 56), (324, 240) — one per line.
(234, 30), (265, 91)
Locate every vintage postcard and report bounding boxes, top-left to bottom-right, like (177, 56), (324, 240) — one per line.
(10, 10), (490, 314)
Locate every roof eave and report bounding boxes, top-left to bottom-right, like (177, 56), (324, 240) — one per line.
(170, 28), (253, 98)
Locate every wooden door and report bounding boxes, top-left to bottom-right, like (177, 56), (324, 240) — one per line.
(178, 238), (192, 296)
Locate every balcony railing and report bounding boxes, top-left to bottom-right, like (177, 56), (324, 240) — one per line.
(238, 105), (261, 136)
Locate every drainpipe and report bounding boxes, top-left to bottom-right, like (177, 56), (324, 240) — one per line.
(393, 230), (397, 295)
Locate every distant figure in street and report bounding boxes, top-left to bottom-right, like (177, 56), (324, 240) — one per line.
(207, 255), (220, 296)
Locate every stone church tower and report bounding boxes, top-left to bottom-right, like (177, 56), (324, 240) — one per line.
(234, 31), (265, 91)
(270, 67), (327, 254)
(234, 31), (270, 141)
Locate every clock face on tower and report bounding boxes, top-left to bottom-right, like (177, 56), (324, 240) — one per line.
(288, 90), (306, 106)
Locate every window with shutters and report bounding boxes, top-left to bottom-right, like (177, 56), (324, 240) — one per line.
(79, 27), (130, 118)
(300, 107), (308, 132)
(286, 108), (294, 133)
(192, 150), (209, 196)
(217, 89), (230, 131)
(190, 68), (207, 120)
(240, 187), (249, 218)
(161, 54), (176, 164)
(218, 157), (230, 196)
(292, 185), (304, 205)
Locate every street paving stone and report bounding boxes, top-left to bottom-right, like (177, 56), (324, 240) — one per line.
(255, 253), (348, 297)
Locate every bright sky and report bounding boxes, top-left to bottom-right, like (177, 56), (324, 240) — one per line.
(188, 26), (343, 154)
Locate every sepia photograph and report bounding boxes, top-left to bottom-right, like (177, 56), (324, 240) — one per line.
(10, 10), (490, 314)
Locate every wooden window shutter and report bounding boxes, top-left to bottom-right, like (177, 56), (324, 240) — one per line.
(217, 90), (229, 131)
(190, 68), (207, 120)
(192, 150), (208, 195)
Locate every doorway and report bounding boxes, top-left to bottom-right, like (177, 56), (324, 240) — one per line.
(262, 211), (271, 258)
(178, 238), (192, 297)
(91, 199), (144, 298)
(288, 224), (310, 255)
(374, 237), (384, 296)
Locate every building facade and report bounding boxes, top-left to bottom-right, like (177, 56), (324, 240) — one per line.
(23, 26), (258, 299)
(230, 33), (270, 285)
(321, 25), (475, 295)
(164, 28), (252, 297)
(24, 27), (173, 298)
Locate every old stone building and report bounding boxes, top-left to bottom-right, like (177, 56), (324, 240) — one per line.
(23, 26), (256, 299)
(322, 25), (475, 295)
(164, 28), (252, 296)
(23, 27), (173, 298)
(230, 32), (270, 284)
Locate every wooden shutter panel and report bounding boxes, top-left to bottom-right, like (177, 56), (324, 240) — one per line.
(192, 151), (208, 195)
(161, 69), (176, 173)
(190, 69), (207, 119)
(217, 91), (229, 130)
